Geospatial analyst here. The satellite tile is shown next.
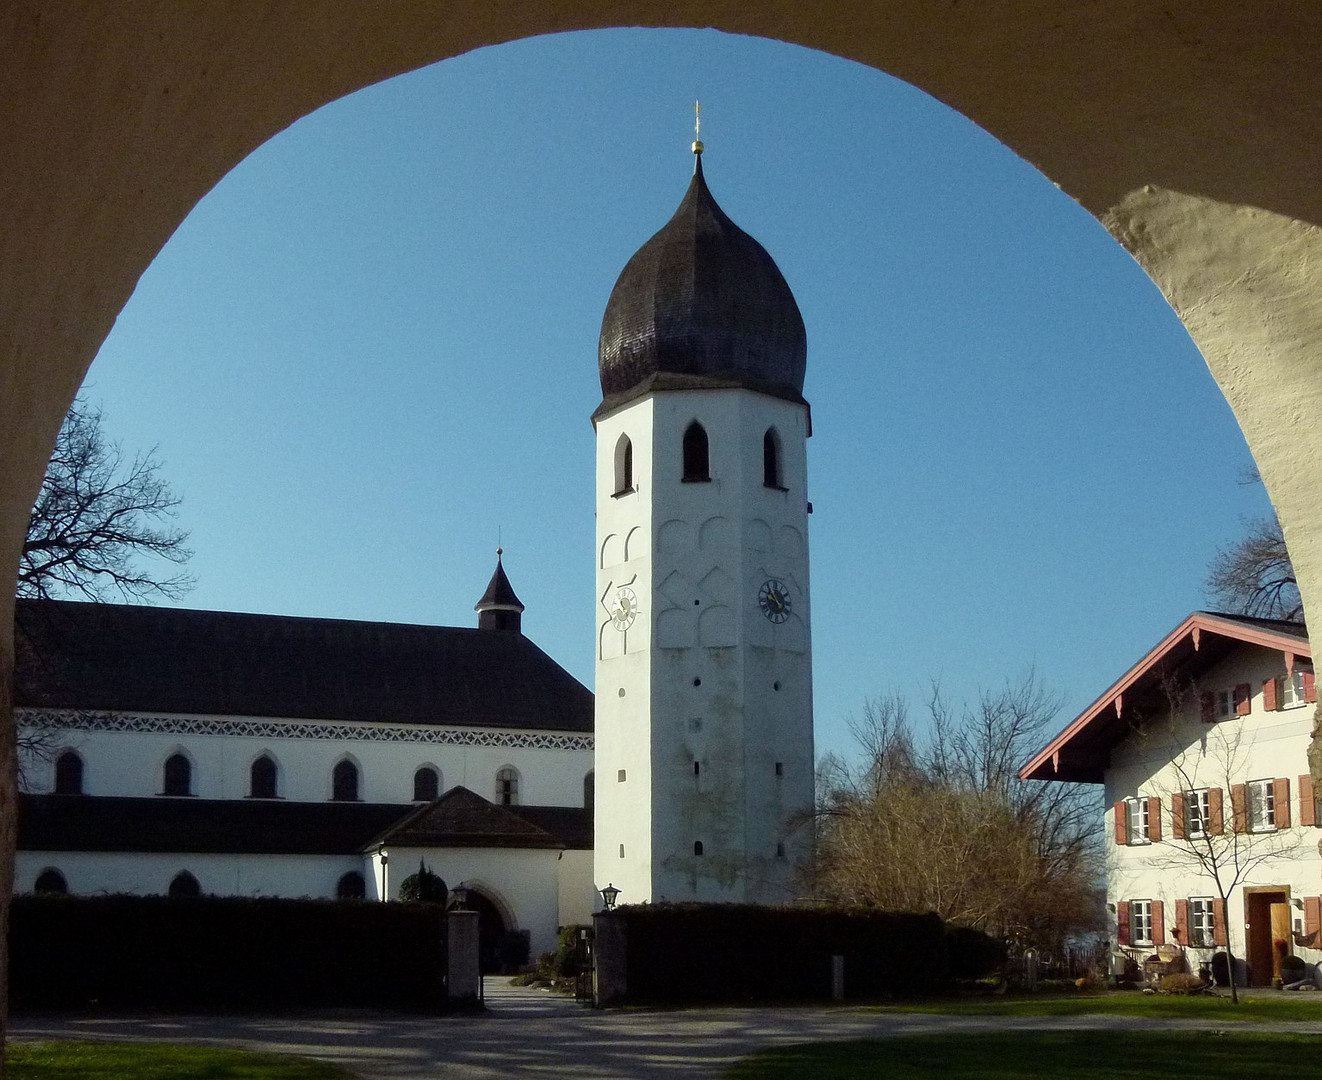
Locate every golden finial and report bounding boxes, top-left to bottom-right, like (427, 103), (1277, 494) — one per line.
(692, 100), (704, 155)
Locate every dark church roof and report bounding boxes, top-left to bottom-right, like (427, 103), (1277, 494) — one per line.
(368, 786), (568, 851)
(15, 599), (593, 733)
(18, 790), (593, 854)
(596, 150), (807, 417)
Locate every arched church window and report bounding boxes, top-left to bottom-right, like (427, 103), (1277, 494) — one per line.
(169, 871), (201, 898)
(54, 750), (83, 795)
(337, 871), (366, 900)
(162, 753), (191, 797)
(413, 765), (440, 802)
(250, 755), (278, 799)
(34, 868), (67, 895)
(694, 841), (704, 856)
(332, 759), (360, 802)
(583, 771), (595, 810)
(613, 434), (634, 495)
(495, 766), (520, 806)
(763, 428), (784, 489)
(682, 422), (710, 482)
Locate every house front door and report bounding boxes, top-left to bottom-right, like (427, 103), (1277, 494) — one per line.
(1244, 888), (1289, 986)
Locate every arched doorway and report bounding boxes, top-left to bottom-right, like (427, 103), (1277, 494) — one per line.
(464, 888), (514, 975)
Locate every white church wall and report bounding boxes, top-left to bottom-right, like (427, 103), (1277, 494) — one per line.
(379, 845), (565, 958)
(557, 848), (596, 927)
(20, 711), (593, 810)
(16, 850), (360, 899)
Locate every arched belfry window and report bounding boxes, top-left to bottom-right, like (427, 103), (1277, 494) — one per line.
(414, 765), (440, 802)
(763, 428), (784, 489)
(613, 434), (634, 495)
(332, 759), (360, 802)
(682, 422), (710, 482)
(163, 753), (191, 797)
(250, 755), (277, 799)
(54, 751), (84, 795)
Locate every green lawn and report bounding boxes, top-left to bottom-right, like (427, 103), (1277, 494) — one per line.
(727, 1030), (1322, 1080)
(871, 990), (1322, 1022)
(9, 1041), (355, 1080)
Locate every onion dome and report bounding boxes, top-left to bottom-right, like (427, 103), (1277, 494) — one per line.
(475, 549), (524, 633)
(596, 148), (807, 416)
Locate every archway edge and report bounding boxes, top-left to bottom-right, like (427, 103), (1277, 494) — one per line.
(3, 3), (1322, 670)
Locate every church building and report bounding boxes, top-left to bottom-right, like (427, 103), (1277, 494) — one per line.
(14, 132), (817, 954)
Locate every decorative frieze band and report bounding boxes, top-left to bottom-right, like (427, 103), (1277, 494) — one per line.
(17, 709), (594, 752)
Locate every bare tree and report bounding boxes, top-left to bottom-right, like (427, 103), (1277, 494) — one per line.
(811, 672), (1103, 950)
(19, 396), (193, 602)
(1206, 470), (1301, 622)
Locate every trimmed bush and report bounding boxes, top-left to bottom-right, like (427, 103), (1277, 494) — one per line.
(598, 903), (950, 1004)
(10, 894), (446, 1011)
(946, 924), (1006, 980)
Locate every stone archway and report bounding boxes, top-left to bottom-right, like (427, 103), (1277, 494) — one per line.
(3, 0), (1322, 1035)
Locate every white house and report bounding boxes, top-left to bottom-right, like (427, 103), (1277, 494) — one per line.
(15, 553), (596, 965)
(1022, 611), (1321, 986)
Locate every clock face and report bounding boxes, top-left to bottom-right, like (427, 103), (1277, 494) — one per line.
(758, 579), (791, 623)
(611, 586), (637, 631)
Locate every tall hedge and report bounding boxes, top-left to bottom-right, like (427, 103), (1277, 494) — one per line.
(598, 903), (953, 1003)
(10, 894), (447, 1011)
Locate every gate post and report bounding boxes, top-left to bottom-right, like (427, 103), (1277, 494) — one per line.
(447, 909), (480, 1004)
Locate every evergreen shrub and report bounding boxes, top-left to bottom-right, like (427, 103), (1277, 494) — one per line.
(601, 903), (950, 1003)
(945, 924), (1007, 979)
(10, 894), (447, 1011)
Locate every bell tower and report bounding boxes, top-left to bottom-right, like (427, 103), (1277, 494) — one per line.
(592, 130), (814, 905)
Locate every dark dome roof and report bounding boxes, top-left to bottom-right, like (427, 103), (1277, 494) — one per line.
(597, 154), (806, 411)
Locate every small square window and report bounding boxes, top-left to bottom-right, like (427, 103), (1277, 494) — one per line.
(774, 762), (784, 777)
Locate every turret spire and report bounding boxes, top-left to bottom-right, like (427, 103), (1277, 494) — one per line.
(475, 548), (525, 633)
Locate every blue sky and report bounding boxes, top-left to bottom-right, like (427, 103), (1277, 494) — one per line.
(82, 28), (1269, 762)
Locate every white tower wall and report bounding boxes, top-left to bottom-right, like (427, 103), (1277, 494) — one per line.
(594, 387), (814, 905)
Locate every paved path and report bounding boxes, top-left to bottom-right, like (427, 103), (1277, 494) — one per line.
(13, 979), (1322, 1078)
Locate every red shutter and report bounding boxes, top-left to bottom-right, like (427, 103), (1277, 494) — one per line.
(1231, 784), (1247, 833)
(1209, 788), (1225, 835)
(1305, 897), (1321, 943)
(1301, 774), (1316, 828)
(1305, 670), (1317, 704)
(1263, 677), (1279, 712)
(1200, 693), (1216, 722)
(1114, 800), (1129, 845)
(1172, 792), (1187, 840)
(1213, 898), (1228, 946)
(1234, 683), (1252, 716)
(1117, 901), (1131, 945)
(1148, 795), (1163, 842)
(1152, 900), (1165, 945)
(1275, 777), (1292, 829)
(1175, 898), (1190, 945)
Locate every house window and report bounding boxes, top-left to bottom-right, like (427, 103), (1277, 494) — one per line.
(337, 871), (366, 900)
(763, 428), (783, 489)
(681, 422), (710, 482)
(413, 766), (439, 802)
(613, 434), (634, 495)
(495, 766), (519, 806)
(1125, 797), (1150, 844)
(162, 753), (191, 797)
(1189, 897), (1216, 947)
(1247, 778), (1277, 831)
(169, 871), (201, 898)
(332, 760), (360, 802)
(250, 755), (278, 799)
(33, 868), (67, 895)
(1185, 789), (1212, 838)
(1212, 689), (1235, 720)
(1281, 670), (1309, 708)
(54, 751), (83, 795)
(1130, 899), (1154, 946)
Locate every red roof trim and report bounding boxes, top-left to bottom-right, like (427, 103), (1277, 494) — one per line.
(1019, 613), (1310, 782)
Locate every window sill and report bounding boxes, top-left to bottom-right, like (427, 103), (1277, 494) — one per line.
(763, 483), (789, 493)
(611, 487), (636, 499)
(681, 476), (711, 484)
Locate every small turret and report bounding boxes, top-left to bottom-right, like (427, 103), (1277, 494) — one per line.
(475, 548), (525, 633)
